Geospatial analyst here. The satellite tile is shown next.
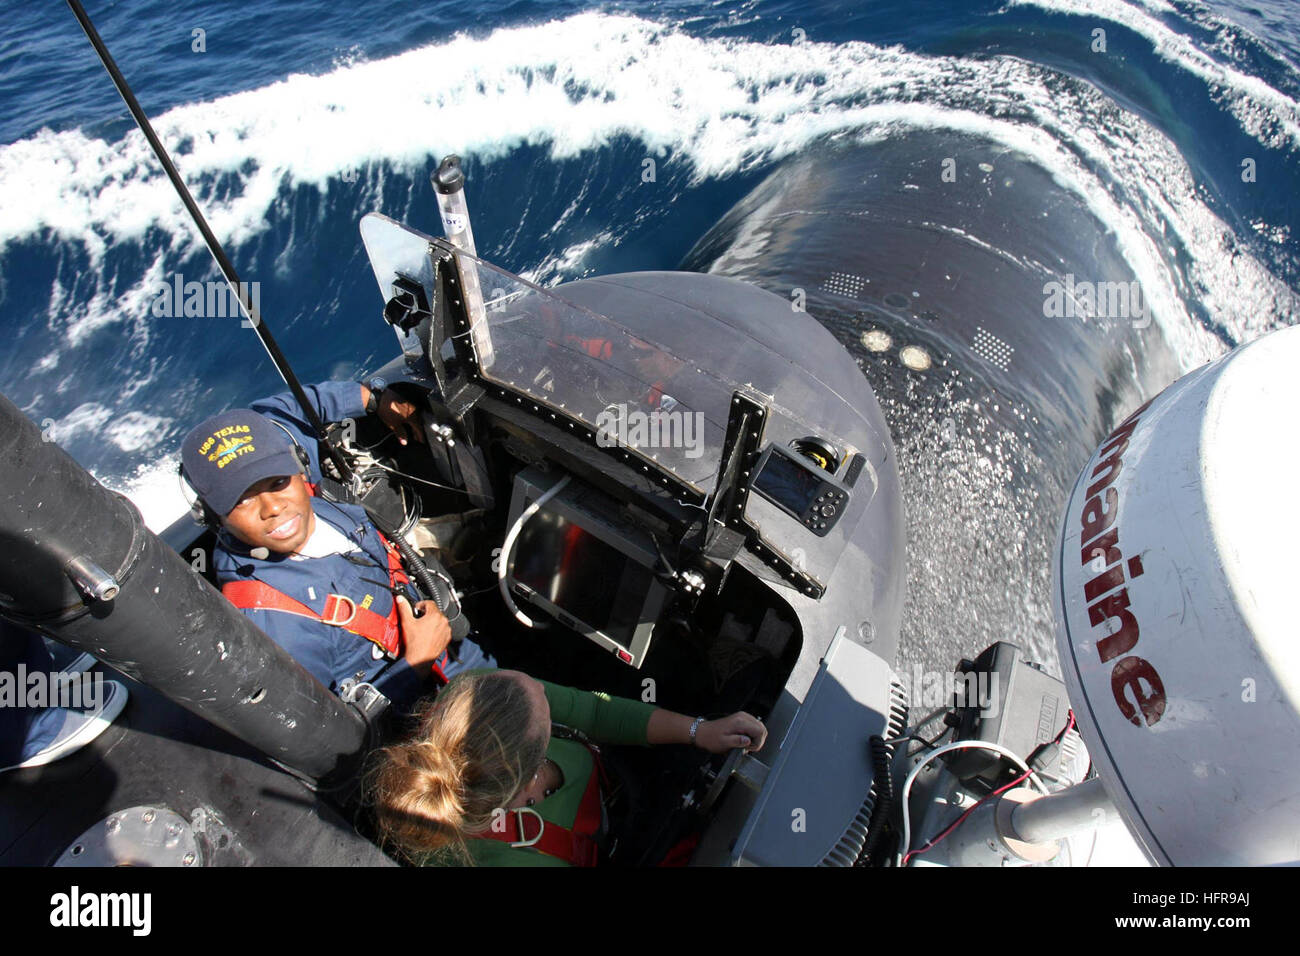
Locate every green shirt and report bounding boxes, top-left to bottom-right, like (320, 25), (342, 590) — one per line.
(441, 680), (655, 867)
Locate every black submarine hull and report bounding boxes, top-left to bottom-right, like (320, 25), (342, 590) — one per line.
(682, 134), (1183, 675)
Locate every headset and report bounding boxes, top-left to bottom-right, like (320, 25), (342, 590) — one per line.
(179, 413), (466, 634)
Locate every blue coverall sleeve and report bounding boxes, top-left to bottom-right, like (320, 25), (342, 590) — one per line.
(249, 382), (368, 481)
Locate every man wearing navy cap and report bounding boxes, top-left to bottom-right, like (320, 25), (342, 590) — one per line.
(181, 380), (494, 708)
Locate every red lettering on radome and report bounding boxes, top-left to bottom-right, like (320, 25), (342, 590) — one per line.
(1085, 417), (1140, 499)
(1075, 403), (1165, 726)
(1080, 526), (1121, 569)
(1084, 563), (1125, 603)
(1088, 589), (1141, 662)
(1110, 656), (1166, 727)
(1079, 488), (1118, 547)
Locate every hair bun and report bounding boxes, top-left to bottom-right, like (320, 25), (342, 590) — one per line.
(415, 740), (463, 790)
(370, 672), (548, 860)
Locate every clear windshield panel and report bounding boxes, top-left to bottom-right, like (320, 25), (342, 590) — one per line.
(359, 213), (437, 364)
(465, 254), (731, 492)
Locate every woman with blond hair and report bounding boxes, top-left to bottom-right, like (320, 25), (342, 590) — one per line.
(370, 669), (766, 866)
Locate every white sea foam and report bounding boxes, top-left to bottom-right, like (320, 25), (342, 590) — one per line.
(1128, 0), (1179, 14)
(48, 402), (113, 441)
(43, 404), (179, 531)
(1110, 0), (1300, 73)
(3, 10), (1294, 252)
(1, 10), (1294, 377)
(1008, 0), (1300, 148)
(46, 403), (171, 452)
(103, 410), (173, 453)
(96, 454), (189, 534)
(518, 232), (613, 287)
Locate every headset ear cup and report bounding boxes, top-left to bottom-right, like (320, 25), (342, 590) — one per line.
(179, 462), (219, 528)
(190, 494), (218, 529)
(180, 463), (200, 524)
(265, 418), (311, 476)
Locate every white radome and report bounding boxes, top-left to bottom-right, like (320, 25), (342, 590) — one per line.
(1053, 324), (1300, 866)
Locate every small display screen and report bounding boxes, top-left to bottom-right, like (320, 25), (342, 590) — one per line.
(512, 508), (654, 648)
(753, 449), (824, 514)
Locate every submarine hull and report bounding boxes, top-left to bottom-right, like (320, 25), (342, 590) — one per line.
(683, 134), (1183, 676)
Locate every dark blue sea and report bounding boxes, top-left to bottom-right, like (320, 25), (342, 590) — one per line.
(3, 0), (1299, 668)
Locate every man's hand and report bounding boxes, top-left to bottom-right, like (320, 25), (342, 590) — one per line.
(374, 389), (425, 446)
(395, 595), (451, 674)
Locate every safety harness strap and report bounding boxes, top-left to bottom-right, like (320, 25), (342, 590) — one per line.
(477, 747), (606, 866)
(222, 532), (410, 661)
(222, 579), (403, 657)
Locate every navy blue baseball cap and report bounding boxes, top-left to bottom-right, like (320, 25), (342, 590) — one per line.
(181, 410), (304, 516)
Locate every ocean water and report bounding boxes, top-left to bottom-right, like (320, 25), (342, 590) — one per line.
(2, 0), (1298, 670)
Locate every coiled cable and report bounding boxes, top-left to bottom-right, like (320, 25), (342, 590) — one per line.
(856, 735), (895, 866)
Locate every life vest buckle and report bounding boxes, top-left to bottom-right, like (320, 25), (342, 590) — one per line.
(509, 807), (545, 848)
(321, 594), (358, 627)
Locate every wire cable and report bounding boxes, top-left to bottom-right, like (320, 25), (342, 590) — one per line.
(498, 475), (571, 627)
(906, 727), (953, 759)
(888, 706), (951, 742)
(898, 710), (1077, 866)
(362, 458), (475, 497)
(904, 767), (1033, 866)
(896, 740), (1051, 867)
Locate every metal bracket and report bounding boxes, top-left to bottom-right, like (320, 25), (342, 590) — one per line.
(339, 678), (391, 721)
(432, 243), (478, 375)
(56, 806), (202, 867)
(428, 248), (485, 418)
(709, 390), (769, 531)
(709, 390), (826, 599)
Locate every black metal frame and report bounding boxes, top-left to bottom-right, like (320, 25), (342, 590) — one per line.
(431, 240), (708, 505)
(711, 393), (826, 599)
(430, 241), (827, 599)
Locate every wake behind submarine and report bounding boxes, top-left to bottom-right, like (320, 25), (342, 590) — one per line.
(3, 6), (1299, 868)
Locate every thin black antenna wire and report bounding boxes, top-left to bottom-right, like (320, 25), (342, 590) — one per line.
(66, 0), (354, 482)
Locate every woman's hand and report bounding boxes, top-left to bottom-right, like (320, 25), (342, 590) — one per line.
(373, 388), (425, 446)
(694, 712), (767, 754)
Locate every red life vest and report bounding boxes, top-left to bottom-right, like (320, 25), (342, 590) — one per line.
(221, 531), (448, 683)
(566, 335), (614, 361)
(477, 744), (606, 866)
(560, 336), (671, 409)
